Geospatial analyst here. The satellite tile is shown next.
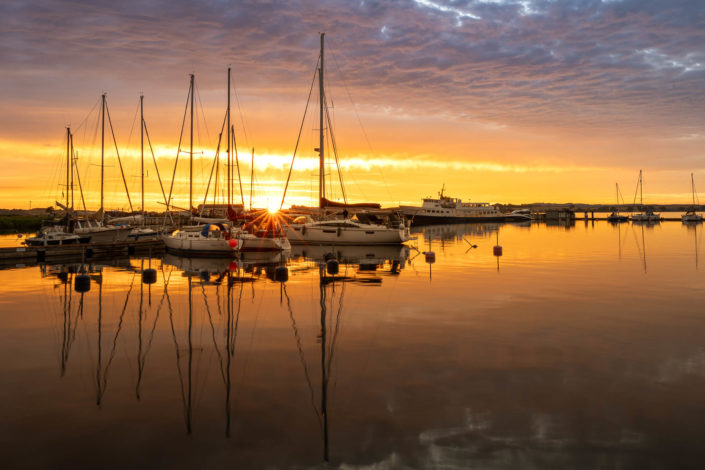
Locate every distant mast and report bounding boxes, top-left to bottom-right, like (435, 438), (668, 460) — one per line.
(318, 32), (325, 208)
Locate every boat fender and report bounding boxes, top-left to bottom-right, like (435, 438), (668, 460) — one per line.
(337, 226), (341, 237)
(301, 225), (306, 236)
(75, 274), (91, 293)
(229, 238), (238, 248)
(326, 259), (339, 275)
(142, 268), (157, 285)
(275, 266), (288, 283)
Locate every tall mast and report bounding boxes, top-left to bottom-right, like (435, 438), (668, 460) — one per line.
(140, 94), (145, 216)
(66, 127), (70, 210)
(70, 131), (74, 211)
(250, 148), (254, 210)
(227, 68), (231, 206)
(319, 32), (325, 208)
(692, 172), (696, 206)
(189, 74), (194, 212)
(639, 169), (643, 206)
(234, 126), (244, 206)
(101, 93), (106, 213)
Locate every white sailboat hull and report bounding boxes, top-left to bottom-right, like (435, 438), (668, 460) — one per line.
(631, 213), (661, 222)
(285, 223), (408, 245)
(682, 213), (703, 222)
(162, 234), (239, 257)
(74, 226), (132, 243)
(238, 234), (291, 252)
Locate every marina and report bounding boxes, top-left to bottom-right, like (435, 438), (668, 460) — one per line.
(2, 2), (705, 468)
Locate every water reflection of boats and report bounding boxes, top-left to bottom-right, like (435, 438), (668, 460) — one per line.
(44, 261), (136, 406)
(283, 264), (348, 463)
(162, 261), (244, 435)
(42, 266), (104, 377)
(291, 244), (409, 272)
(412, 223), (501, 243)
(162, 252), (288, 284)
(685, 223), (700, 269)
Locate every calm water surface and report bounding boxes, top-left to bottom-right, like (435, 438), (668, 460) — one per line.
(2, 221), (704, 469)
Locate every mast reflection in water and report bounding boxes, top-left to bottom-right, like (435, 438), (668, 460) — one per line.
(3, 223), (705, 469)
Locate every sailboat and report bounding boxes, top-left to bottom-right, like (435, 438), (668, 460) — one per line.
(127, 94), (162, 241)
(682, 173), (703, 223)
(281, 33), (410, 245)
(71, 94), (133, 242)
(162, 73), (242, 256)
(606, 183), (628, 222)
(630, 170), (661, 222)
(28, 128), (91, 246)
(231, 147), (291, 252)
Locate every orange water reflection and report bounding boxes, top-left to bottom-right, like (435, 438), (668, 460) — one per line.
(1, 221), (704, 468)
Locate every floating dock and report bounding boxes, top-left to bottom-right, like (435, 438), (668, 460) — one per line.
(0, 239), (164, 266)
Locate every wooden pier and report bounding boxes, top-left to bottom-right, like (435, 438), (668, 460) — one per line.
(0, 239), (164, 266)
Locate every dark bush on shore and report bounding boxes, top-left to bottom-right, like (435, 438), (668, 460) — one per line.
(0, 215), (45, 232)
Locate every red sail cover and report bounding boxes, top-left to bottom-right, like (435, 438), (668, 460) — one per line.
(227, 205), (252, 222)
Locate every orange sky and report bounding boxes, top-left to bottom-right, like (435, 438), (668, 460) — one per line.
(1, 1), (704, 210)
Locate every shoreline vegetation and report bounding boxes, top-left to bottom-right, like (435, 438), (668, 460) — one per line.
(0, 214), (46, 232)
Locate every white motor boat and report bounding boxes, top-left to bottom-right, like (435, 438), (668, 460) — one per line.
(25, 230), (91, 247)
(284, 216), (409, 245)
(399, 186), (531, 224)
(127, 227), (161, 241)
(73, 219), (131, 242)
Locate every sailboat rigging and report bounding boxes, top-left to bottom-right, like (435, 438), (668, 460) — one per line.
(630, 169), (661, 223)
(163, 71), (289, 255)
(281, 33), (410, 245)
(607, 183), (628, 223)
(682, 173), (703, 223)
